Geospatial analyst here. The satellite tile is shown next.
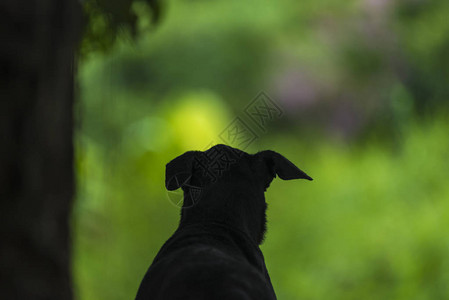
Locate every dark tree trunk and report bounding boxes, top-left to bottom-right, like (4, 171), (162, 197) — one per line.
(0, 0), (81, 299)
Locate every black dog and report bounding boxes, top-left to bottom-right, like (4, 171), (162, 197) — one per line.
(136, 144), (312, 300)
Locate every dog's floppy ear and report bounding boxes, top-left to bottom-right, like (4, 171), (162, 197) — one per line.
(257, 150), (313, 181)
(165, 151), (199, 190)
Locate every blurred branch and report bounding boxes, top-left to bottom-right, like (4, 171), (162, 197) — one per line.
(80, 0), (163, 56)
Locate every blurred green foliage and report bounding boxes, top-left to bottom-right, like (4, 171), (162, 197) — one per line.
(81, 0), (161, 55)
(74, 0), (449, 299)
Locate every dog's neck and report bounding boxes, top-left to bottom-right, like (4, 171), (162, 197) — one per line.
(179, 185), (267, 245)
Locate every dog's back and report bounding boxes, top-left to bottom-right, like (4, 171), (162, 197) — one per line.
(136, 223), (276, 300)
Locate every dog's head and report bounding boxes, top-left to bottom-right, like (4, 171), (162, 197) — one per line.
(165, 144), (312, 244)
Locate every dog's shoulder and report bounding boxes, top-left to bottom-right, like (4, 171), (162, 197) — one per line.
(136, 225), (276, 300)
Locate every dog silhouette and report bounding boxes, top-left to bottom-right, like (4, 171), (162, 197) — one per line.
(136, 144), (312, 300)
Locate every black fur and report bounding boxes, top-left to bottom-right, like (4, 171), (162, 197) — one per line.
(136, 144), (312, 300)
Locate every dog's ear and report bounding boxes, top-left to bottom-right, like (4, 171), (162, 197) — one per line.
(257, 150), (313, 181)
(165, 151), (199, 190)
